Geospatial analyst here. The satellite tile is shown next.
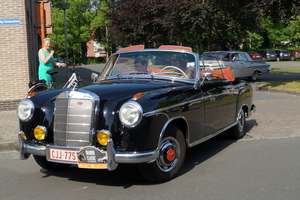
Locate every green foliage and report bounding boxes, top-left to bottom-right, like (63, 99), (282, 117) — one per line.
(242, 31), (264, 50)
(287, 16), (300, 46)
(48, 0), (109, 63)
(106, 0), (300, 51)
(47, 0), (300, 59)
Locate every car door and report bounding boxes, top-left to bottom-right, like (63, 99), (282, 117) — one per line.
(235, 52), (254, 77)
(201, 80), (238, 137)
(228, 53), (245, 78)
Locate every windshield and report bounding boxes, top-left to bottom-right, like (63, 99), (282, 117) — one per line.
(101, 51), (197, 79)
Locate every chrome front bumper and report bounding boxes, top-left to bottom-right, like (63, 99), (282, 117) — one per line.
(17, 131), (159, 171)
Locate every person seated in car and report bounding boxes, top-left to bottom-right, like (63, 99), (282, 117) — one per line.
(170, 56), (195, 78)
(134, 56), (148, 73)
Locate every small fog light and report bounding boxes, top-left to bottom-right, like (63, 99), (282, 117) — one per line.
(34, 126), (47, 140)
(97, 130), (110, 146)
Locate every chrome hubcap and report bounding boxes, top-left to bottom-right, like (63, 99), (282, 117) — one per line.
(157, 136), (180, 172)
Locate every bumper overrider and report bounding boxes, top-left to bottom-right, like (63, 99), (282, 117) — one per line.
(17, 131), (159, 171)
(249, 104), (256, 118)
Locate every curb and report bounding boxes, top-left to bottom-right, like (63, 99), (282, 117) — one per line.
(0, 141), (17, 152)
(256, 84), (300, 96)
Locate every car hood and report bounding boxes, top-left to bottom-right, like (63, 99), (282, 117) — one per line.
(29, 79), (192, 110)
(81, 79), (191, 103)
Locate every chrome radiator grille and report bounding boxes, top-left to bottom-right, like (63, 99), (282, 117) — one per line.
(53, 90), (97, 147)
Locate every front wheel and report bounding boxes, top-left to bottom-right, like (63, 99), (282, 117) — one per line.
(228, 109), (246, 140)
(33, 155), (71, 171)
(138, 125), (186, 182)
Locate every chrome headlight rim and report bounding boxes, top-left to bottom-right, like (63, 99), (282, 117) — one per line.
(17, 99), (34, 122)
(119, 101), (143, 128)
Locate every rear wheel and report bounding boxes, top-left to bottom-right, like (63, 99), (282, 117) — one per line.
(33, 155), (71, 171)
(138, 125), (186, 182)
(228, 109), (246, 140)
(249, 71), (258, 81)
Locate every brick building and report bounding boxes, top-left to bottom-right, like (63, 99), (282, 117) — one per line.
(0, 0), (39, 110)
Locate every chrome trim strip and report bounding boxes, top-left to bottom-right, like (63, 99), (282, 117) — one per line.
(144, 97), (205, 117)
(144, 92), (237, 118)
(188, 122), (237, 147)
(155, 116), (189, 150)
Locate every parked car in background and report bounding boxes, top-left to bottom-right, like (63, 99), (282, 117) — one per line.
(257, 50), (277, 61)
(17, 45), (255, 182)
(248, 51), (262, 60)
(54, 57), (66, 63)
(202, 51), (272, 81)
(274, 50), (291, 61)
(290, 49), (300, 61)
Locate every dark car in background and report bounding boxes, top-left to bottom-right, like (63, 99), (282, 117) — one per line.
(17, 45), (255, 182)
(290, 49), (300, 61)
(248, 51), (263, 60)
(274, 50), (291, 61)
(257, 50), (277, 61)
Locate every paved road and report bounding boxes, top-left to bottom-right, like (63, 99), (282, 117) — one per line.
(1, 136), (300, 200)
(245, 91), (300, 140)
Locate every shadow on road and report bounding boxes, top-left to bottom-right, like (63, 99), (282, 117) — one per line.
(40, 132), (247, 187)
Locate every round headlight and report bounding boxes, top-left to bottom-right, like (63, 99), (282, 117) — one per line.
(119, 101), (143, 128)
(17, 99), (34, 122)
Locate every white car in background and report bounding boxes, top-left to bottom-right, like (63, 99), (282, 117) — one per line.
(201, 51), (272, 81)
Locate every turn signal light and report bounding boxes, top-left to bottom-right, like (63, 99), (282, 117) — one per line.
(132, 92), (144, 99)
(27, 92), (38, 98)
(34, 126), (47, 140)
(97, 130), (110, 146)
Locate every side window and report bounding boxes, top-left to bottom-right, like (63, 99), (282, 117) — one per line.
(239, 53), (248, 61)
(231, 53), (239, 61)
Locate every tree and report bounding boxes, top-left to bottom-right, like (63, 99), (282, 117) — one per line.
(48, 0), (96, 62)
(285, 16), (300, 47)
(106, 0), (300, 51)
(242, 31), (264, 50)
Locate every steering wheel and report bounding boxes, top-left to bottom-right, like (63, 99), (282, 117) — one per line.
(160, 66), (188, 78)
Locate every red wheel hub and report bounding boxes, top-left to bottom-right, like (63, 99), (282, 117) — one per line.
(166, 149), (175, 161)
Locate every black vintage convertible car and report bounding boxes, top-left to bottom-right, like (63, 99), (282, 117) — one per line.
(17, 45), (255, 182)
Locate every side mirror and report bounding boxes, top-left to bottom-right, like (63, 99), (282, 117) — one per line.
(203, 72), (213, 81)
(199, 72), (213, 86)
(91, 73), (99, 83)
